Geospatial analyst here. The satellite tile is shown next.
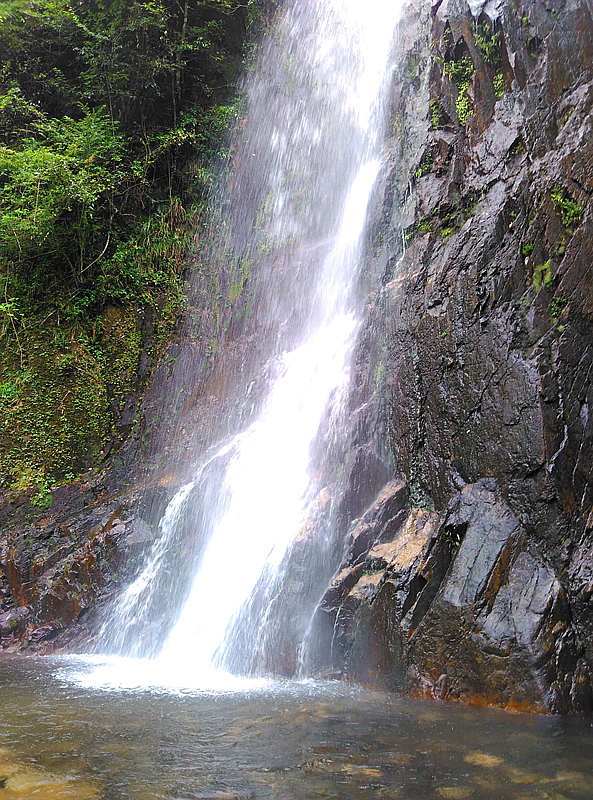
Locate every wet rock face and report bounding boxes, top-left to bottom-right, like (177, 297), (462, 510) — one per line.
(317, 481), (591, 713)
(0, 474), (175, 654)
(321, 0), (593, 711)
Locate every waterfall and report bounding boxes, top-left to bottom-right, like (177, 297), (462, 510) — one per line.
(90, 0), (404, 689)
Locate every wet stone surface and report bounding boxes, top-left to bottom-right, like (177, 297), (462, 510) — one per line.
(323, 0), (593, 712)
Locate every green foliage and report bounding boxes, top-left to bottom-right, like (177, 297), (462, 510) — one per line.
(456, 91), (472, 125)
(0, 0), (248, 302)
(533, 260), (553, 291)
(418, 217), (431, 234)
(245, 0), (276, 24)
(429, 99), (440, 129)
(0, 109), (125, 287)
(0, 0), (251, 486)
(493, 72), (505, 99)
(509, 139), (525, 157)
(0, 87), (44, 142)
(98, 308), (142, 397)
(0, 380), (17, 401)
(415, 151), (433, 179)
(444, 54), (474, 126)
(562, 107), (574, 127)
(31, 475), (53, 508)
(0, 286), (187, 486)
(443, 54), (474, 84)
(551, 185), (583, 230)
(228, 257), (252, 302)
(522, 241), (534, 257)
(473, 22), (502, 68)
(0, 329), (109, 484)
(551, 294), (567, 318)
(444, 526), (462, 550)
(100, 198), (191, 311)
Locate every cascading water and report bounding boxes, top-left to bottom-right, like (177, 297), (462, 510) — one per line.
(88, 0), (404, 690)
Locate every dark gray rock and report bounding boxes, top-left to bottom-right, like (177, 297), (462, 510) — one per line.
(315, 479), (591, 712)
(314, 0), (593, 712)
(0, 606), (30, 640)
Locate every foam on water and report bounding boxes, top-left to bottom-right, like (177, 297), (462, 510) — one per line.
(64, 655), (270, 694)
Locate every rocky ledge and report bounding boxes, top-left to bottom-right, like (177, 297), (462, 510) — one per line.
(312, 479), (590, 713)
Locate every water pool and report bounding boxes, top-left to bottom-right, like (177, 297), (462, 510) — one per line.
(1, 655), (592, 799)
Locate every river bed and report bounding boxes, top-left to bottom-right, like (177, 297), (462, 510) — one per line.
(0, 655), (592, 799)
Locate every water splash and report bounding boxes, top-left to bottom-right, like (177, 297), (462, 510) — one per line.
(89, 0), (404, 691)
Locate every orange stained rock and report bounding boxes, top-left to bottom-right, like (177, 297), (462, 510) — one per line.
(367, 510), (436, 572)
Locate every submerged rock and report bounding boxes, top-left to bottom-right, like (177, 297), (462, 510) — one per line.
(0, 746), (99, 799)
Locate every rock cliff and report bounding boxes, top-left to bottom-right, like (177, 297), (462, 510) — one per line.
(309, 0), (593, 713)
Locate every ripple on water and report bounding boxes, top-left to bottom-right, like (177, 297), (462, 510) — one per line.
(0, 656), (592, 800)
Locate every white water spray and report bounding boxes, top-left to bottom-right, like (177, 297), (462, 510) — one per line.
(88, 0), (404, 691)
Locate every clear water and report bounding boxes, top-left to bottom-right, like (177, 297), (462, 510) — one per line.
(1, 656), (592, 800)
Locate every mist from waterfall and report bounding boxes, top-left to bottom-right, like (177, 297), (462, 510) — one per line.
(87, 0), (404, 691)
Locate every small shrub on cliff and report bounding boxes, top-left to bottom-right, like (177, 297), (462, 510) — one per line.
(430, 99), (440, 129)
(443, 54), (474, 126)
(443, 525), (462, 550)
(533, 260), (553, 291)
(415, 151), (433, 178)
(456, 91), (472, 125)
(473, 21), (502, 69)
(551, 185), (583, 231)
(493, 73), (505, 99)
(551, 295), (568, 318)
(443, 54), (474, 84)
(522, 241), (534, 257)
